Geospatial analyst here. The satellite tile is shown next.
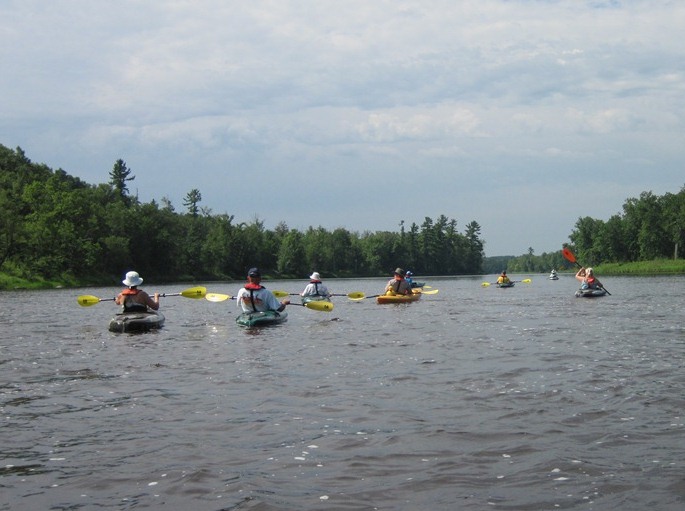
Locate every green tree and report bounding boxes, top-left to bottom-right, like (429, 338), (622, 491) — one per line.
(183, 188), (202, 217)
(109, 159), (135, 204)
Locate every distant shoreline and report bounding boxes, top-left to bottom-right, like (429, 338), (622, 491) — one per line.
(2, 259), (684, 291)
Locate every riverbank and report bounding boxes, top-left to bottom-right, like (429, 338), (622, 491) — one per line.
(3, 259), (685, 290)
(593, 258), (685, 275)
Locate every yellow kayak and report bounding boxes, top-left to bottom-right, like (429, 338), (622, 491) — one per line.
(376, 290), (422, 304)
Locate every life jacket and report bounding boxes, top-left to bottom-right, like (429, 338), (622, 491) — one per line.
(393, 276), (409, 294)
(121, 288), (147, 312)
(244, 283), (264, 312)
(310, 280), (322, 296)
(586, 276), (597, 288)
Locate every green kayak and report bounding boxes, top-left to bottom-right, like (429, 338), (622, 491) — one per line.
(109, 311), (165, 333)
(236, 310), (288, 328)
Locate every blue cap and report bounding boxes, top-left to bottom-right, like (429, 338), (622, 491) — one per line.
(248, 267), (261, 277)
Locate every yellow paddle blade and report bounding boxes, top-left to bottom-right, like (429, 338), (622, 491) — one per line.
(77, 295), (102, 306)
(180, 286), (207, 298)
(347, 293), (366, 301)
(421, 289), (439, 295)
(304, 300), (334, 312)
(521, 279), (532, 283)
(481, 282), (491, 287)
(206, 293), (231, 302)
(272, 290), (290, 298)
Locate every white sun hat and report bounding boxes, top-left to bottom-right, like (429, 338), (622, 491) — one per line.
(122, 271), (143, 287)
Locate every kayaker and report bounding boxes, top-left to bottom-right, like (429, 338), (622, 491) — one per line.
(384, 268), (413, 295)
(496, 271), (511, 285)
(237, 267), (290, 313)
(575, 267), (603, 290)
(405, 271), (414, 286)
(115, 271), (160, 312)
(300, 272), (331, 298)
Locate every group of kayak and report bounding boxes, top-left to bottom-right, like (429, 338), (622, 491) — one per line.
(484, 264), (610, 298)
(234, 267), (437, 327)
(80, 252), (611, 332)
(77, 268), (439, 332)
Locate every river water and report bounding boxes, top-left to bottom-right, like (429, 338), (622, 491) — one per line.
(1, 275), (683, 511)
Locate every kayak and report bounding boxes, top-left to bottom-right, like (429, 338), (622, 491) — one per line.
(549, 275), (559, 280)
(497, 282), (515, 288)
(575, 288), (607, 298)
(377, 291), (422, 304)
(410, 281), (425, 288)
(302, 295), (332, 306)
(109, 311), (165, 333)
(236, 310), (288, 328)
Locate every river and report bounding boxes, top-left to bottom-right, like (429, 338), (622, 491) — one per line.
(1, 275), (683, 510)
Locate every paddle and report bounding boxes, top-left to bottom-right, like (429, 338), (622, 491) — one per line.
(561, 248), (611, 295)
(481, 279), (531, 287)
(347, 289), (439, 300)
(77, 286), (207, 307)
(272, 290), (362, 300)
(205, 292), (232, 302)
(292, 300), (334, 312)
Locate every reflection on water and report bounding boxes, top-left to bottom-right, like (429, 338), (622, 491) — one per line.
(1, 276), (684, 510)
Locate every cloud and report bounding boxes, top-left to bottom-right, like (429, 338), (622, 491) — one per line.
(1, 0), (684, 256)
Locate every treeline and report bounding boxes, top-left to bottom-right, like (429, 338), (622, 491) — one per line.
(0, 145), (485, 285)
(503, 186), (685, 273)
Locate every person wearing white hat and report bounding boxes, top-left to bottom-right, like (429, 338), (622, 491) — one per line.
(300, 272), (331, 299)
(115, 271), (160, 312)
(575, 266), (603, 290)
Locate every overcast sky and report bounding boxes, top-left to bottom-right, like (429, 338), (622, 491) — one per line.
(2, 1), (683, 256)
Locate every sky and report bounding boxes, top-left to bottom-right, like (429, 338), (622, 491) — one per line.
(1, 1), (684, 256)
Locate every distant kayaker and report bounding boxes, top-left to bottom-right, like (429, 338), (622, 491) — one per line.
(575, 267), (602, 290)
(497, 271), (511, 285)
(384, 268), (413, 295)
(115, 271), (160, 312)
(237, 267), (290, 313)
(300, 272), (331, 298)
(404, 271), (414, 286)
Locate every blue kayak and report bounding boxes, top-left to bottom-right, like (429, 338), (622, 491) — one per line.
(575, 288), (607, 298)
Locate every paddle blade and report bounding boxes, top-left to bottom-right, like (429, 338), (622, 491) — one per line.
(421, 289), (439, 295)
(272, 290), (289, 298)
(521, 279), (532, 284)
(206, 293), (231, 302)
(347, 292), (366, 301)
(180, 286), (207, 298)
(346, 291), (365, 300)
(481, 282), (491, 287)
(304, 300), (334, 312)
(562, 247), (577, 264)
(77, 295), (102, 306)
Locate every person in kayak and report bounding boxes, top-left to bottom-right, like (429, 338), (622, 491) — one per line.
(115, 271), (160, 312)
(576, 267), (603, 290)
(497, 271), (511, 285)
(384, 268), (413, 295)
(237, 267), (290, 313)
(300, 272), (331, 299)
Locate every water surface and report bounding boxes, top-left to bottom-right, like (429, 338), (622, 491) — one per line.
(1, 275), (684, 510)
